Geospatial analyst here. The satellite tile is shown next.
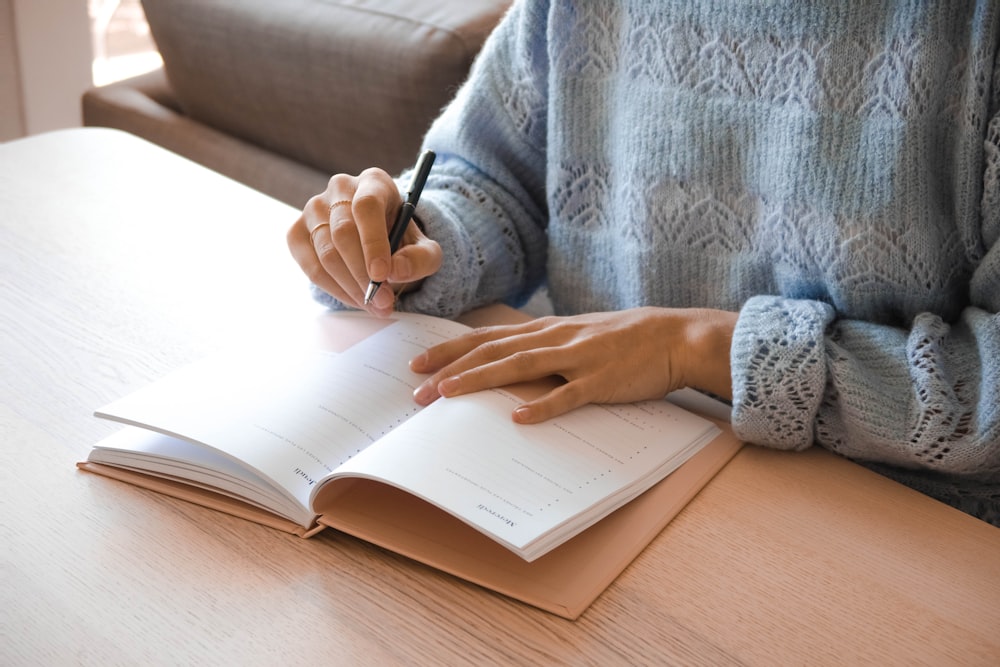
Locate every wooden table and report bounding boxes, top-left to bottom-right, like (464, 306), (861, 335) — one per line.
(2, 128), (998, 666)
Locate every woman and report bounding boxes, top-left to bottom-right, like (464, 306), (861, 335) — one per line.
(288, 1), (999, 524)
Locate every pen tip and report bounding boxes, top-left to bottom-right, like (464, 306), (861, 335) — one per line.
(363, 282), (379, 306)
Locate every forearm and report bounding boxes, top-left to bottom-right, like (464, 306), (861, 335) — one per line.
(680, 308), (737, 401)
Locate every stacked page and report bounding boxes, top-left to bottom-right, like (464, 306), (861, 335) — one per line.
(81, 309), (741, 617)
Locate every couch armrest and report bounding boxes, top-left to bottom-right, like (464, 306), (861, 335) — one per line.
(82, 68), (331, 207)
(141, 0), (510, 178)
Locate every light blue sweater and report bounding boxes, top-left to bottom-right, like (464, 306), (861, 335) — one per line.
(316, 0), (1000, 523)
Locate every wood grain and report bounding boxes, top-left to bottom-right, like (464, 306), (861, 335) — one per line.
(3, 128), (998, 666)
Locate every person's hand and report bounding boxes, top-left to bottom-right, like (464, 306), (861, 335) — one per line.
(287, 168), (443, 315)
(410, 307), (737, 423)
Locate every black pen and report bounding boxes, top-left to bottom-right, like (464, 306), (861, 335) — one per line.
(364, 149), (436, 305)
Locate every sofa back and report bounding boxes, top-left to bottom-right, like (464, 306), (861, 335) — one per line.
(141, 0), (510, 177)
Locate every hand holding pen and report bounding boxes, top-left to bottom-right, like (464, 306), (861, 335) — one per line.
(288, 149), (441, 313)
(365, 149), (436, 305)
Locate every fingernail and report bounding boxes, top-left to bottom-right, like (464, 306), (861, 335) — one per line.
(409, 352), (428, 371)
(373, 287), (393, 310)
(413, 382), (437, 405)
(438, 376), (460, 396)
(513, 406), (532, 423)
(369, 258), (388, 281)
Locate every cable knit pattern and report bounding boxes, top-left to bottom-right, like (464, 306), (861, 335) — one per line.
(314, 1), (1000, 525)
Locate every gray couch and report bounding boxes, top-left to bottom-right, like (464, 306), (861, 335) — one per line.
(83, 0), (511, 209)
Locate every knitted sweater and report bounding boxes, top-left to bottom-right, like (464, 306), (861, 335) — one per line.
(315, 0), (1000, 524)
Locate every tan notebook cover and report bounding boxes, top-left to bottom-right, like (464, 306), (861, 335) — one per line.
(78, 304), (741, 618)
(79, 421), (739, 619)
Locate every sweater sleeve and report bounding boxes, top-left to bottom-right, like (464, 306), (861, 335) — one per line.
(392, 0), (552, 319)
(731, 57), (1000, 485)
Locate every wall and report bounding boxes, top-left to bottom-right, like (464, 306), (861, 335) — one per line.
(0, 0), (92, 141)
(0, 0), (25, 140)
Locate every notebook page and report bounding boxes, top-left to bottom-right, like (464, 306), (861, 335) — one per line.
(322, 387), (719, 559)
(96, 313), (470, 512)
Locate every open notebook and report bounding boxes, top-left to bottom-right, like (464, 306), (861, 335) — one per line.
(79, 308), (741, 619)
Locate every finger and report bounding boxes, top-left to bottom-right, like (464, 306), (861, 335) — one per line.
(298, 192), (371, 307)
(413, 337), (570, 407)
(388, 225), (443, 284)
(512, 382), (592, 424)
(411, 321), (552, 373)
(288, 205), (357, 305)
(352, 168), (402, 283)
(313, 234), (368, 308)
(321, 196), (369, 299)
(437, 338), (575, 396)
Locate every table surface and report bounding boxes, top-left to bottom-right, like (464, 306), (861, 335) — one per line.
(3, 128), (999, 666)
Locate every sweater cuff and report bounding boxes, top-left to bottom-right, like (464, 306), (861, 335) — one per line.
(731, 295), (835, 450)
(393, 193), (476, 319)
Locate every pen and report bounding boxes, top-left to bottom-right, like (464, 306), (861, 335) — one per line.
(364, 149), (436, 305)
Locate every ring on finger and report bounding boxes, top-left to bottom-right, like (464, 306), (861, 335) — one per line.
(308, 221), (330, 239)
(309, 199), (350, 239)
(328, 199), (351, 215)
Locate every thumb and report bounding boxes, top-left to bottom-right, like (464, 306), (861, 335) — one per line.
(389, 227), (442, 283)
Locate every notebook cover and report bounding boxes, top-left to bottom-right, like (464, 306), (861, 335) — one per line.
(313, 422), (741, 619)
(79, 422), (739, 618)
(76, 461), (322, 537)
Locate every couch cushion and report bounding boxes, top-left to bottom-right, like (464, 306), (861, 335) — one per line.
(141, 0), (510, 177)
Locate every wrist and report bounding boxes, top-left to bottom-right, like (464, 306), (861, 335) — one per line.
(681, 308), (737, 401)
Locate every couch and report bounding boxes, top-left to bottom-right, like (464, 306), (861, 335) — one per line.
(82, 0), (511, 209)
